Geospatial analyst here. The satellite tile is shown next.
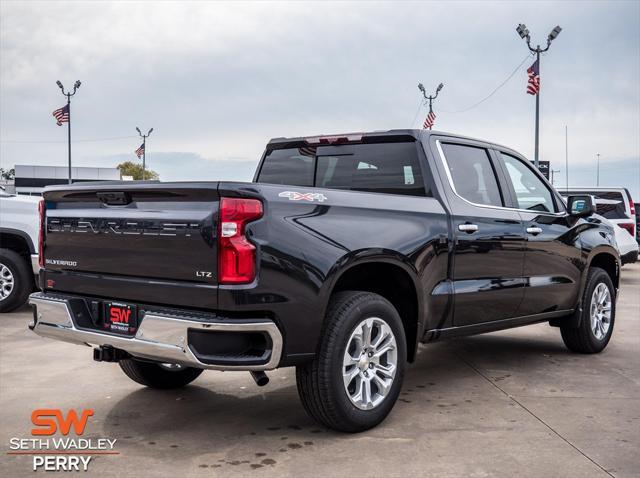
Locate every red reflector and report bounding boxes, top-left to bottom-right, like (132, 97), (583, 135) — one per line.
(619, 222), (635, 238)
(218, 198), (263, 284)
(629, 199), (635, 216)
(38, 199), (45, 268)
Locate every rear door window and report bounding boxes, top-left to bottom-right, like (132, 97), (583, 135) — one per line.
(258, 142), (428, 197)
(440, 143), (503, 207)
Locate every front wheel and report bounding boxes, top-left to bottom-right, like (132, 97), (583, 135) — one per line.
(119, 359), (203, 389)
(296, 291), (406, 432)
(561, 267), (616, 353)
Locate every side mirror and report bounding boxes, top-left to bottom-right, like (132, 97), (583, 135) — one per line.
(567, 195), (596, 217)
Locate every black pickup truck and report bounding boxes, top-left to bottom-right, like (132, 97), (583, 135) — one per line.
(30, 130), (620, 432)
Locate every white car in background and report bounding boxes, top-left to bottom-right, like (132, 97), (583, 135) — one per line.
(603, 215), (639, 266)
(560, 193), (638, 266)
(561, 187), (636, 238)
(0, 189), (41, 312)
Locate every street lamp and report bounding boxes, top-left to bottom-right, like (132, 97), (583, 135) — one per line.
(515, 23), (562, 168)
(417, 82), (444, 130)
(136, 127), (153, 180)
(56, 80), (81, 184)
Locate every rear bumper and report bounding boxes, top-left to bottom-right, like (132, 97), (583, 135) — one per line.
(28, 292), (283, 371)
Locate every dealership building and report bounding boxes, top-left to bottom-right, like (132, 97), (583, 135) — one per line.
(10, 165), (120, 195)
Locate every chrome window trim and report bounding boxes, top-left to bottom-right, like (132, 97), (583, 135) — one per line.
(435, 140), (566, 217)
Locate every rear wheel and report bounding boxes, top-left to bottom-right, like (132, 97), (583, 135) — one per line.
(119, 358), (203, 389)
(0, 249), (33, 313)
(296, 291), (406, 432)
(561, 267), (615, 353)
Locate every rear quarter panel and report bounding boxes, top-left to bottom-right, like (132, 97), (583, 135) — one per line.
(218, 182), (449, 361)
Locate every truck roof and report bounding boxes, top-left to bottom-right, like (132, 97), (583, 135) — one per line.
(266, 129), (516, 153)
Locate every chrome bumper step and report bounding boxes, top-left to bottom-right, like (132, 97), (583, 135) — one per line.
(28, 293), (282, 371)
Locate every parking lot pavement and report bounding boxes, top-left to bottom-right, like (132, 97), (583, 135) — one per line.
(1, 264), (638, 478)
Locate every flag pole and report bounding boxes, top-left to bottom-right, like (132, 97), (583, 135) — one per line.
(56, 80), (81, 184)
(534, 48), (540, 168)
(67, 93), (71, 184)
(565, 125), (569, 190)
(136, 127), (153, 180)
(515, 24), (562, 170)
(417, 82), (444, 130)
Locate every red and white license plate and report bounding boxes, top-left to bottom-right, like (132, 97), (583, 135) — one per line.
(104, 302), (137, 335)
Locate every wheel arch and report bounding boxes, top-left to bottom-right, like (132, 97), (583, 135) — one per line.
(321, 251), (423, 362)
(587, 248), (620, 292)
(0, 229), (35, 256)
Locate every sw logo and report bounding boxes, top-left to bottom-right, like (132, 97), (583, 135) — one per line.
(278, 191), (328, 203)
(31, 409), (94, 436)
(110, 307), (131, 324)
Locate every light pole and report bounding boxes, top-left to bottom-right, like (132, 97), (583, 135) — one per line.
(56, 80), (81, 184)
(596, 153), (601, 186)
(136, 127), (153, 180)
(418, 82), (444, 130)
(516, 23), (562, 168)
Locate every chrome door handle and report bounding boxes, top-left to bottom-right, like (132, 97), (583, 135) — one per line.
(526, 226), (543, 235)
(458, 224), (479, 233)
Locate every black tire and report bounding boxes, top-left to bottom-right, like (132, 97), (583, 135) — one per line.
(0, 248), (33, 313)
(296, 291), (406, 433)
(561, 267), (616, 354)
(119, 359), (203, 389)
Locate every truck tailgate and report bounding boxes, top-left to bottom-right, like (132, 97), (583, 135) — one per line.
(43, 183), (219, 286)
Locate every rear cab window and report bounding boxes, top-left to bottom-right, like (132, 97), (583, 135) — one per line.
(257, 141), (429, 197)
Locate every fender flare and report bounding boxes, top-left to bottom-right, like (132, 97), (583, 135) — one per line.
(585, 245), (620, 289)
(318, 249), (425, 358)
(559, 245), (620, 328)
(0, 227), (36, 254)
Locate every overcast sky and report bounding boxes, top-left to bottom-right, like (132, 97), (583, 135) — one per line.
(1, 1), (639, 196)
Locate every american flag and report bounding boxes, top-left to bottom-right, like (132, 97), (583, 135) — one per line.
(527, 59), (540, 95)
(423, 110), (436, 129)
(135, 143), (145, 158)
(298, 146), (317, 158)
(52, 104), (69, 126)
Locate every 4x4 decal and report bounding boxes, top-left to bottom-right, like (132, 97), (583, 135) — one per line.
(278, 191), (328, 203)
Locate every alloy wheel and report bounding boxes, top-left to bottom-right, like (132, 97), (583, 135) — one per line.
(590, 283), (612, 340)
(0, 263), (14, 302)
(342, 317), (398, 410)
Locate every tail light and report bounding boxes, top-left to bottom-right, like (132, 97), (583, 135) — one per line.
(629, 199), (636, 217)
(218, 197), (263, 284)
(38, 199), (45, 268)
(619, 222), (635, 238)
